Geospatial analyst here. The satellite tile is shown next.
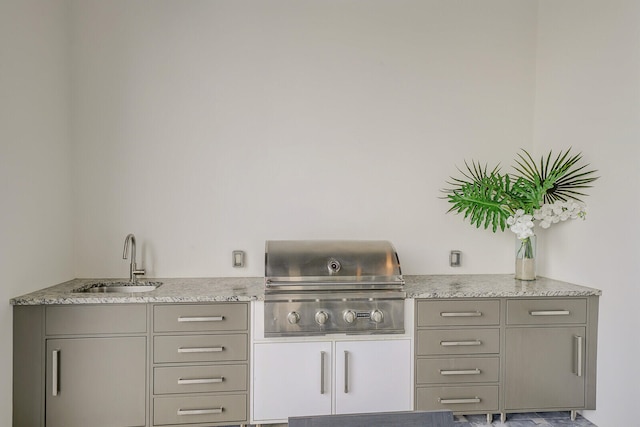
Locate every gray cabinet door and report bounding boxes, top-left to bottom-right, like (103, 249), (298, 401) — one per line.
(46, 337), (146, 427)
(505, 326), (586, 410)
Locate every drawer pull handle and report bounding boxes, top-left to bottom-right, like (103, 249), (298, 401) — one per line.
(177, 407), (223, 416)
(344, 351), (350, 394)
(440, 311), (482, 317)
(439, 397), (481, 404)
(52, 350), (60, 396)
(178, 316), (225, 322)
(440, 340), (482, 347)
(178, 346), (224, 353)
(575, 335), (584, 377)
(178, 377), (224, 385)
(440, 369), (481, 376)
(529, 310), (570, 316)
(320, 351), (326, 395)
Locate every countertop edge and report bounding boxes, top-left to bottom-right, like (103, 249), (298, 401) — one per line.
(9, 274), (602, 305)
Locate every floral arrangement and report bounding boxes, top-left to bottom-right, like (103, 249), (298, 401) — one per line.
(507, 199), (587, 240)
(506, 201), (587, 260)
(442, 148), (598, 278)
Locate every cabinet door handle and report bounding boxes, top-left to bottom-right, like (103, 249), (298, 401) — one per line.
(438, 397), (481, 404)
(575, 335), (584, 377)
(440, 340), (482, 347)
(440, 311), (482, 317)
(344, 351), (349, 394)
(178, 346), (224, 353)
(320, 351), (326, 395)
(177, 377), (224, 385)
(52, 349), (60, 396)
(178, 316), (224, 322)
(177, 407), (223, 416)
(440, 369), (481, 376)
(529, 310), (570, 316)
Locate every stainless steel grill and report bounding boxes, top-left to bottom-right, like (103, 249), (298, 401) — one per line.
(264, 240), (406, 337)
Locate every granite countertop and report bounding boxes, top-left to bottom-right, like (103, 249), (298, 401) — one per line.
(10, 274), (601, 305)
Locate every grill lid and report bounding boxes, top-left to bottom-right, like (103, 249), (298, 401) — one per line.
(265, 240), (404, 289)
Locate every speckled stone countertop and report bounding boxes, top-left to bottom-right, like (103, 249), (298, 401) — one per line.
(9, 274), (601, 305)
(404, 275), (601, 298)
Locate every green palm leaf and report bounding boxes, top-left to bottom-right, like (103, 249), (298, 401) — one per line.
(443, 161), (533, 232)
(513, 148), (598, 204)
(443, 148), (598, 233)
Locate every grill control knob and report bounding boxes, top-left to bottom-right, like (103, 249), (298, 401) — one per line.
(315, 311), (329, 325)
(370, 309), (384, 324)
(287, 311), (301, 325)
(343, 310), (357, 324)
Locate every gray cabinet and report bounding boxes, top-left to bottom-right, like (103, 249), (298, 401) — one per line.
(415, 299), (500, 422)
(13, 302), (250, 427)
(46, 336), (146, 427)
(504, 326), (585, 409)
(504, 298), (598, 415)
(13, 304), (148, 427)
(151, 302), (249, 427)
(415, 296), (598, 422)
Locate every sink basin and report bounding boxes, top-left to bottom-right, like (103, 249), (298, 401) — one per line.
(74, 281), (162, 293)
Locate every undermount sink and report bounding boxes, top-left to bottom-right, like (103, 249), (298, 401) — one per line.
(74, 281), (162, 293)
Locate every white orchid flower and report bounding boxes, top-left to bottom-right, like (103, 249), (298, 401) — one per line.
(508, 199), (589, 237)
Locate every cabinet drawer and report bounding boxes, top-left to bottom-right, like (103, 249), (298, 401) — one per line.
(153, 394), (247, 425)
(154, 364), (247, 394)
(507, 298), (586, 325)
(154, 303), (248, 332)
(46, 305), (147, 335)
(416, 385), (498, 412)
(417, 329), (499, 355)
(416, 357), (499, 385)
(417, 300), (500, 327)
(154, 334), (247, 363)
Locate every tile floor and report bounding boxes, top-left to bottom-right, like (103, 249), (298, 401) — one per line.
(250, 412), (597, 427)
(455, 412), (597, 426)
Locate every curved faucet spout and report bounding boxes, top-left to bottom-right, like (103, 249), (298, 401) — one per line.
(123, 233), (145, 283)
(123, 233), (136, 260)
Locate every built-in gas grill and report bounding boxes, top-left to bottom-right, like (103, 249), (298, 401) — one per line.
(264, 240), (406, 337)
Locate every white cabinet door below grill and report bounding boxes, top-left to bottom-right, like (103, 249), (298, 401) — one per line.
(253, 341), (332, 422)
(335, 339), (412, 415)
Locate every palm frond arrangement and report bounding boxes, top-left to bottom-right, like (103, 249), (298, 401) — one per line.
(443, 148), (598, 236)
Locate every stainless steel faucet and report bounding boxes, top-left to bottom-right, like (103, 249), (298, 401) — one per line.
(123, 233), (145, 283)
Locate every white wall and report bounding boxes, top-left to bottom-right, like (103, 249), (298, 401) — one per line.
(7, 0), (634, 424)
(71, 0), (537, 279)
(0, 0), (74, 425)
(534, 1), (640, 425)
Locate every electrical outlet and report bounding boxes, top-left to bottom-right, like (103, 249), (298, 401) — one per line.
(232, 250), (245, 267)
(450, 250), (461, 267)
